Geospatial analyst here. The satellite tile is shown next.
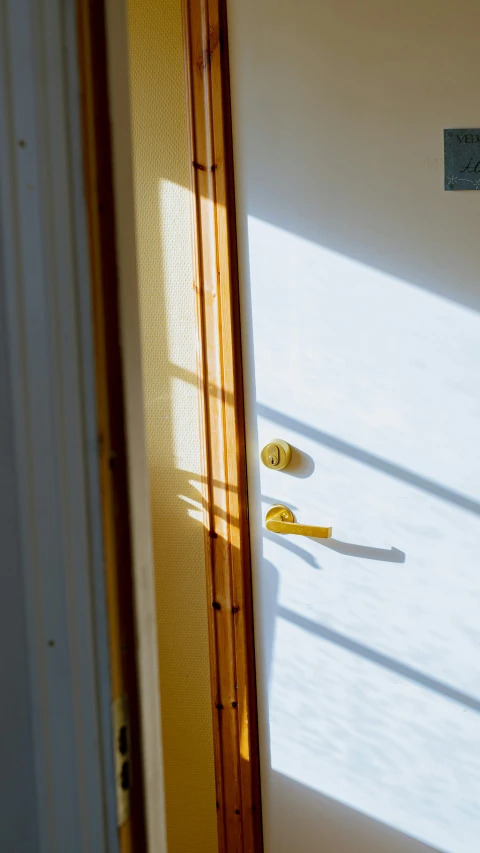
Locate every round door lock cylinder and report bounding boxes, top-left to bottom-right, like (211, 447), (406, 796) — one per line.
(260, 439), (292, 470)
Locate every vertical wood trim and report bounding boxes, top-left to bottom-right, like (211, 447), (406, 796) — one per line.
(182, 2), (263, 851)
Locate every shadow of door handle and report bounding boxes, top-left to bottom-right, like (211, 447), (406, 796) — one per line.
(265, 504), (332, 538)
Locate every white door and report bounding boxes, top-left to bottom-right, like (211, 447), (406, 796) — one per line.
(227, 2), (480, 852)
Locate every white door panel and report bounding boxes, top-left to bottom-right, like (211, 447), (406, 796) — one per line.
(228, 1), (480, 851)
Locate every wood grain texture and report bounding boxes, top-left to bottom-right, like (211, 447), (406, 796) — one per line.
(182, 2), (263, 851)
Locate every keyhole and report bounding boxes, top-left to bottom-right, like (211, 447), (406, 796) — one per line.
(267, 443), (280, 466)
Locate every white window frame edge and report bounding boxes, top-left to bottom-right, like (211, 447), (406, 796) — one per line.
(0, 1), (119, 850)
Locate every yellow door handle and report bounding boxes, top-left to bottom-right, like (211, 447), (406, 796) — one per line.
(265, 504), (332, 538)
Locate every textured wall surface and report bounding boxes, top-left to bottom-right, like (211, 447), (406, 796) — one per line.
(126, 2), (218, 850)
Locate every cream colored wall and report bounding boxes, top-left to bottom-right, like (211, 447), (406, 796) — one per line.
(126, 2), (218, 851)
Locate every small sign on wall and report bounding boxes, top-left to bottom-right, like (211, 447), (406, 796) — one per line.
(444, 129), (480, 190)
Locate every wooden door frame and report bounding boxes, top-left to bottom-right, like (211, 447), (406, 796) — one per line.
(182, 2), (263, 851)
(84, 0), (263, 848)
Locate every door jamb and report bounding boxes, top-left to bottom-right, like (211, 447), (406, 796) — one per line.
(182, 2), (263, 851)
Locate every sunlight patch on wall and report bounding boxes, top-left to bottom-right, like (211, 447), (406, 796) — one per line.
(127, 2), (218, 850)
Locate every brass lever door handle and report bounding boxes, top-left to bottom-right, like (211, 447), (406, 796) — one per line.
(265, 504), (332, 538)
